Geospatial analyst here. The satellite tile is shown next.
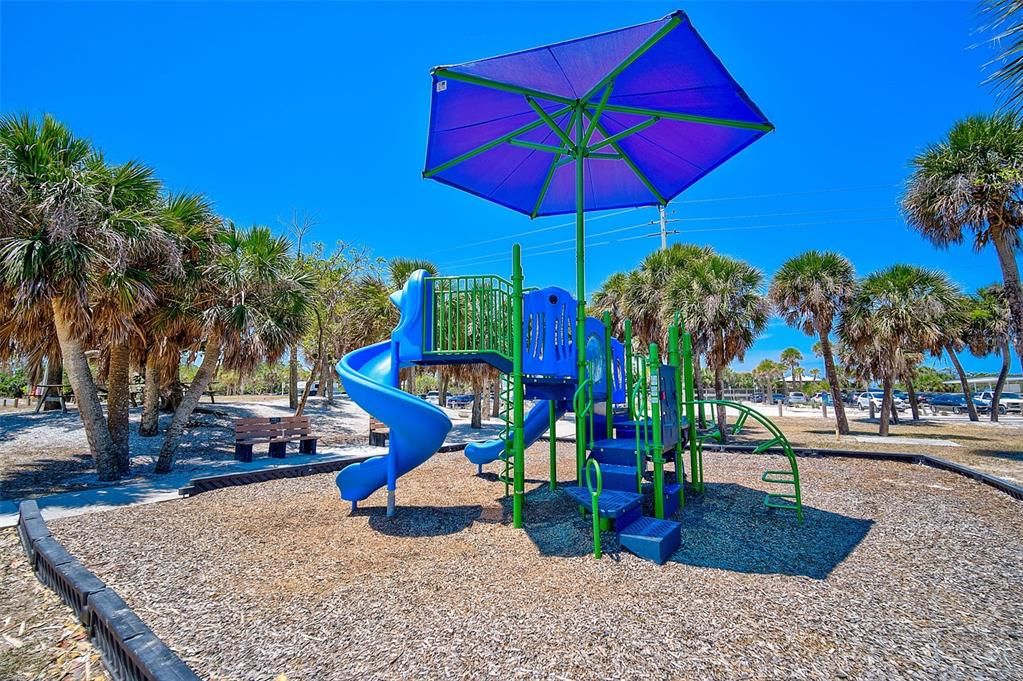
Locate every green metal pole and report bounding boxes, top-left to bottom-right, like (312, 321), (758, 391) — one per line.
(668, 323), (684, 507)
(574, 105), (587, 484)
(602, 310), (613, 440)
(682, 331), (701, 493)
(649, 343), (664, 519)
(548, 399), (557, 491)
(624, 319), (634, 421)
(512, 244), (526, 528)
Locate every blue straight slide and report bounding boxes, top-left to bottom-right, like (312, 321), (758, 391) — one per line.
(335, 341), (451, 503)
(464, 400), (567, 465)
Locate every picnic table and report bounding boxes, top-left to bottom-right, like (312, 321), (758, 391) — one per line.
(33, 384), (70, 414)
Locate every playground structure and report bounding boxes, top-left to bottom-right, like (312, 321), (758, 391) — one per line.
(336, 245), (803, 564)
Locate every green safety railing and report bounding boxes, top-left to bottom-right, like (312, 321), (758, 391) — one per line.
(424, 274), (515, 360)
(629, 358), (649, 495)
(584, 457), (603, 559)
(572, 375), (594, 476)
(692, 399), (803, 523)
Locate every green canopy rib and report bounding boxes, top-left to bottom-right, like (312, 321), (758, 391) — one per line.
(526, 97), (576, 149)
(432, 68), (576, 105)
(508, 138), (568, 154)
(423, 106), (571, 177)
(586, 116), (659, 152)
(531, 110), (578, 218)
(581, 14), (683, 102)
(593, 103), (773, 132)
(581, 84), (613, 147)
(585, 113), (665, 204)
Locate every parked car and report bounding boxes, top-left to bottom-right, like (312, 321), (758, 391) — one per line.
(927, 393), (985, 414)
(812, 391), (833, 406)
(771, 393), (786, 404)
(975, 390), (1022, 414)
(788, 391), (807, 405)
(448, 394), (474, 407)
(751, 392), (765, 403)
(421, 390), (440, 404)
(856, 391), (907, 411)
(971, 392), (1008, 415)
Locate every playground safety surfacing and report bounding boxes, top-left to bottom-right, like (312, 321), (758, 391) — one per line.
(46, 442), (1023, 679)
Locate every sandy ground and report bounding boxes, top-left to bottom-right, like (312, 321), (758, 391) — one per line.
(48, 442), (1023, 680)
(0, 396), (503, 502)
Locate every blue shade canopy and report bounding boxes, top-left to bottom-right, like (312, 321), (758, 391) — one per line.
(423, 11), (773, 217)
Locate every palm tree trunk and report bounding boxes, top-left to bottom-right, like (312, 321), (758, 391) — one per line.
(991, 341), (1011, 423)
(51, 297), (119, 481)
(106, 340), (132, 476)
(879, 376), (894, 436)
(471, 379), (483, 429)
(692, 358), (707, 428)
(946, 343), (979, 421)
(490, 377), (501, 417)
(139, 352), (161, 436)
(156, 331), (222, 474)
(42, 355), (63, 411)
(992, 233), (1023, 374)
(713, 365), (728, 444)
(288, 344), (299, 409)
(906, 379), (920, 421)
(295, 359), (320, 417)
(438, 372), (449, 408)
(818, 334), (850, 434)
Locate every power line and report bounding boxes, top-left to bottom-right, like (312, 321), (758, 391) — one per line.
(675, 183), (901, 205)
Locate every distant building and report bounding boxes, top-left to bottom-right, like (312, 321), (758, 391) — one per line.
(941, 375), (1023, 393)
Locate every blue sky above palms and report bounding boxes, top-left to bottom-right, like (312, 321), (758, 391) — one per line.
(3, 1), (1016, 374)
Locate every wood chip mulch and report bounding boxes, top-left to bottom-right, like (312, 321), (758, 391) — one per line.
(48, 444), (1023, 680)
(0, 529), (109, 680)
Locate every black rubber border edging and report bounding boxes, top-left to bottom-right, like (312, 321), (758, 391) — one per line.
(700, 442), (1023, 502)
(178, 442), (471, 497)
(15, 500), (200, 681)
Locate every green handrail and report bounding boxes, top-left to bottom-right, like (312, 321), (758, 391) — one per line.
(628, 373), (647, 494)
(424, 274), (515, 360)
(691, 399), (803, 522)
(572, 376), (594, 480)
(584, 458), (603, 559)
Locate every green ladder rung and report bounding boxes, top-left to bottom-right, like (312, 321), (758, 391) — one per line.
(752, 437), (782, 454)
(761, 469), (796, 484)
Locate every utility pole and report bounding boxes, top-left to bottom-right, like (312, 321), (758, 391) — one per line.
(648, 204), (681, 250)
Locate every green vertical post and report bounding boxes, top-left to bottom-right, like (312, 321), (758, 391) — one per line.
(668, 323), (684, 507)
(649, 343), (664, 519)
(602, 310), (613, 440)
(511, 244), (526, 528)
(682, 330), (702, 493)
(548, 400), (557, 491)
(624, 319), (634, 421)
(574, 104), (587, 484)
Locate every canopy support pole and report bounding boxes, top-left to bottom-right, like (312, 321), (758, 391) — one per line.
(575, 103), (587, 484)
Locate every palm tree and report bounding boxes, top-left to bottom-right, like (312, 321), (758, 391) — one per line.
(155, 224), (314, 472)
(769, 250), (856, 433)
(672, 254), (767, 442)
(933, 294), (981, 422)
(902, 113), (1023, 374)
(965, 285), (1012, 421)
(753, 359), (783, 404)
(779, 347), (803, 402)
(981, 1), (1023, 112)
(0, 114), (136, 480)
(839, 265), (961, 436)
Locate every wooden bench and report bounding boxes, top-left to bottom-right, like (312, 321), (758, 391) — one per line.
(234, 415), (317, 462)
(369, 417), (389, 447)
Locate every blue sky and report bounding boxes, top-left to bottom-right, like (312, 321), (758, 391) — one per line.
(2, 1), (1017, 375)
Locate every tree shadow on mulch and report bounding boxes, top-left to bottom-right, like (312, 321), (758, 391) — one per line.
(968, 448), (1023, 462)
(673, 482), (872, 579)
(1, 452), (96, 501)
(362, 504), (483, 538)
(504, 481), (872, 578)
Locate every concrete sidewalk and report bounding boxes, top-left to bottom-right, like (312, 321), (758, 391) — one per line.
(0, 446), (382, 527)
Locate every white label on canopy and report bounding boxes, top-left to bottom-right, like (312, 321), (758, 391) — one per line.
(436, 80), (448, 93)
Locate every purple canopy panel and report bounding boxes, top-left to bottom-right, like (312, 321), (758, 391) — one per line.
(424, 10), (772, 216)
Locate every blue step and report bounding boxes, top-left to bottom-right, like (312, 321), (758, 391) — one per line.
(618, 516), (682, 565)
(590, 438), (642, 467)
(664, 482), (682, 517)
(563, 487), (642, 519)
(596, 463), (640, 492)
(616, 420), (652, 440)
